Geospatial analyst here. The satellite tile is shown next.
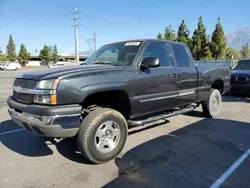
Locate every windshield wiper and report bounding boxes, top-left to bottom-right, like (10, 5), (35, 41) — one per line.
(93, 61), (113, 65)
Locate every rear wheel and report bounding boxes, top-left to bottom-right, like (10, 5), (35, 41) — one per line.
(15, 68), (19, 71)
(77, 108), (128, 164)
(202, 89), (222, 118)
(3, 68), (6, 71)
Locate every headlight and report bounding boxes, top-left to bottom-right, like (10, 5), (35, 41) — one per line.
(36, 79), (59, 90)
(34, 79), (59, 104)
(34, 94), (57, 104)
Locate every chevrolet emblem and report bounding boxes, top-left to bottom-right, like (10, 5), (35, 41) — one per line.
(14, 86), (22, 93)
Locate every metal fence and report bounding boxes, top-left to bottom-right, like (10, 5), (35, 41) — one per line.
(194, 60), (236, 67)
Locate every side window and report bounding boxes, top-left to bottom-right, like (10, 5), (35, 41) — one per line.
(143, 42), (172, 67)
(172, 44), (191, 67)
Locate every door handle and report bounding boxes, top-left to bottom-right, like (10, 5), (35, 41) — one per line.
(171, 73), (177, 79)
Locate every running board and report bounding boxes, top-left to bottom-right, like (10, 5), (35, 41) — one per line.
(127, 105), (196, 127)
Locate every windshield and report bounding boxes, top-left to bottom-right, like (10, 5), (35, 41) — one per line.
(232, 60), (250, 70)
(83, 41), (142, 66)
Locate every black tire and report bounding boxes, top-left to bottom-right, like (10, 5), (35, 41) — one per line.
(77, 108), (128, 164)
(3, 68), (6, 71)
(15, 68), (18, 71)
(202, 89), (222, 118)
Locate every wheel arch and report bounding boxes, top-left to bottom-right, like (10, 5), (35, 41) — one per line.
(211, 79), (224, 94)
(81, 87), (131, 120)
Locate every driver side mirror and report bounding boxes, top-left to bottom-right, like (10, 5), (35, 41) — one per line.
(140, 57), (159, 69)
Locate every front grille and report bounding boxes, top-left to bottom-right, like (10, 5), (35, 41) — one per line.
(13, 78), (35, 103)
(230, 76), (248, 83)
(238, 76), (248, 82)
(13, 91), (33, 103)
(13, 78), (35, 89)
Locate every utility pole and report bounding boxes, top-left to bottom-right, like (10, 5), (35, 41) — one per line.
(93, 32), (96, 51)
(73, 8), (79, 62)
(86, 32), (96, 54)
(86, 38), (93, 54)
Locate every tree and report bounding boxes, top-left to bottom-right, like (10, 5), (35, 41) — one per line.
(0, 47), (7, 61)
(225, 47), (239, 60)
(240, 43), (250, 58)
(52, 45), (59, 63)
(177, 20), (190, 45)
(191, 17), (212, 60)
(210, 18), (226, 60)
(0, 47), (3, 61)
(157, 32), (164, 40)
(6, 35), (16, 62)
(187, 37), (193, 51)
(203, 35), (213, 60)
(39, 45), (51, 66)
(18, 44), (30, 66)
(164, 25), (176, 41)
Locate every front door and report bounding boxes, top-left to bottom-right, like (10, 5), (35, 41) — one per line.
(131, 41), (179, 116)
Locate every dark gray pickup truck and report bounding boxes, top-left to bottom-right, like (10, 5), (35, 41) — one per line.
(7, 39), (231, 163)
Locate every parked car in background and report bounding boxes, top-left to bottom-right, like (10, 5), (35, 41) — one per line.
(0, 62), (7, 70)
(1, 62), (21, 71)
(48, 62), (65, 68)
(229, 59), (250, 94)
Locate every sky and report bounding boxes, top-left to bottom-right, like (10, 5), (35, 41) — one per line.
(0, 0), (249, 54)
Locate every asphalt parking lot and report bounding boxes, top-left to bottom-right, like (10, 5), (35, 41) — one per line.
(0, 70), (250, 188)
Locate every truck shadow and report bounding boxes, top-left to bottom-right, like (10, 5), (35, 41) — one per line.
(184, 110), (206, 118)
(2, 116), (250, 184)
(0, 119), (168, 164)
(55, 137), (92, 164)
(0, 119), (92, 164)
(103, 118), (250, 188)
(0, 120), (53, 157)
(55, 121), (168, 164)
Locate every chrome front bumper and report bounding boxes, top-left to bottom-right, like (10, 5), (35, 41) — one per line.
(7, 97), (81, 138)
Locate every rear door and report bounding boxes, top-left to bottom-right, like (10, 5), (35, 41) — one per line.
(171, 43), (198, 105)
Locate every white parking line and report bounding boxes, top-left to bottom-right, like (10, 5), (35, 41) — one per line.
(0, 128), (24, 136)
(0, 103), (7, 106)
(210, 148), (250, 188)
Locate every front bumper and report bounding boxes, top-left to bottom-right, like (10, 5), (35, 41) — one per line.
(229, 83), (250, 94)
(7, 97), (82, 138)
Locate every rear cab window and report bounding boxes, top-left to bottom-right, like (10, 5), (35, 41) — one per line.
(172, 43), (193, 68)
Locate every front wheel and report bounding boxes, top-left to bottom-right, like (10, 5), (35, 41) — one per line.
(202, 89), (222, 118)
(77, 108), (128, 164)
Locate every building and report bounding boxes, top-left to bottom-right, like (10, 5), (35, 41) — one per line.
(29, 52), (90, 62)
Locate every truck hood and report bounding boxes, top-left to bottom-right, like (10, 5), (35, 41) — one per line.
(18, 65), (125, 80)
(231, 70), (250, 77)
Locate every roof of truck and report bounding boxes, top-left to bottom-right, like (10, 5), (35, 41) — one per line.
(105, 39), (185, 46)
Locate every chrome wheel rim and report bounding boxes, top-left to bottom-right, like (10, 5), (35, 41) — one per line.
(212, 95), (220, 113)
(94, 121), (121, 153)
